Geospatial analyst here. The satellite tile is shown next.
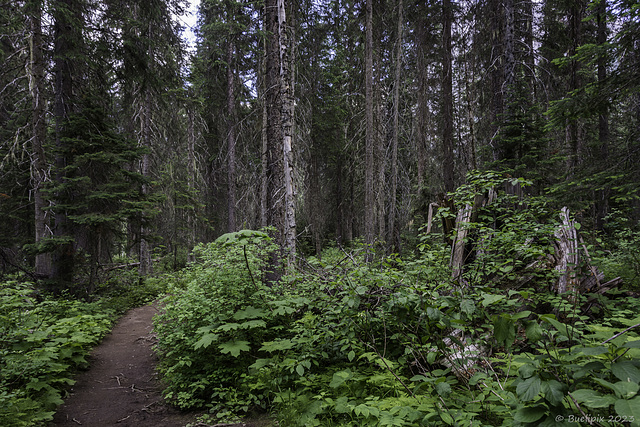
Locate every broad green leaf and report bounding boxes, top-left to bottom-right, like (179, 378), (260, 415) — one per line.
(460, 299), (475, 316)
(218, 340), (250, 357)
(26, 380), (49, 391)
(570, 389), (616, 408)
(233, 306), (266, 320)
(512, 310), (532, 321)
(215, 229), (269, 245)
(436, 381), (452, 397)
(239, 319), (267, 329)
(542, 380), (567, 406)
(623, 340), (640, 349)
(260, 338), (295, 352)
(614, 381), (639, 399)
(329, 370), (352, 388)
(611, 361), (640, 383)
(482, 294), (505, 307)
(296, 364), (305, 376)
(593, 377), (623, 397)
(249, 358), (271, 369)
(347, 350), (356, 362)
(541, 315), (574, 338)
(426, 307), (442, 320)
(217, 322), (241, 331)
(494, 314), (516, 348)
(439, 411), (454, 425)
(513, 406), (546, 423)
(518, 363), (536, 379)
(575, 346), (609, 356)
(334, 396), (352, 413)
(525, 321), (543, 342)
(614, 397), (640, 422)
(469, 372), (488, 386)
(516, 375), (541, 401)
(194, 333), (219, 349)
(354, 403), (370, 418)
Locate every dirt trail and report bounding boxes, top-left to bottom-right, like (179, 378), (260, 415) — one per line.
(50, 304), (201, 427)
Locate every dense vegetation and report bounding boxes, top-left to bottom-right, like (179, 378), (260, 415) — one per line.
(1, 0), (639, 425)
(0, 274), (165, 426)
(150, 178), (640, 426)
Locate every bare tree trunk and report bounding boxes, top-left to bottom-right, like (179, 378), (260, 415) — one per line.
(375, 73), (385, 242)
(503, 0), (515, 111)
(442, 0), (454, 193)
(264, 0), (285, 250)
(364, 0), (375, 252)
(279, 0), (296, 263)
(524, 0), (536, 103)
(489, 0), (503, 162)
(389, 0), (403, 251)
(595, 0), (609, 230)
(51, 0), (81, 284)
(227, 39), (237, 233)
(187, 107), (196, 263)
(28, 0), (52, 277)
(566, 0), (585, 173)
(139, 89), (153, 276)
(261, 99), (268, 228)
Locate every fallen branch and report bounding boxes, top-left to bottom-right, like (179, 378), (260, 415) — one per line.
(602, 321), (640, 345)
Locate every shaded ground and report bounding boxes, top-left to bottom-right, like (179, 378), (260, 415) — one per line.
(50, 304), (202, 426)
(50, 304), (271, 427)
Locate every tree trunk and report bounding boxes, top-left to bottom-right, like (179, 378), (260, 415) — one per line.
(187, 107), (196, 263)
(364, 0), (375, 252)
(595, 0), (609, 230)
(389, 0), (403, 251)
(264, 0), (285, 252)
(503, 0), (515, 112)
(566, 0), (585, 173)
(489, 0), (503, 161)
(28, 0), (52, 278)
(227, 39), (237, 233)
(279, 0), (296, 263)
(442, 0), (454, 193)
(51, 0), (81, 284)
(139, 88), (153, 276)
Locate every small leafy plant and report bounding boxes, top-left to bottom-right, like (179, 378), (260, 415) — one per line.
(0, 281), (114, 426)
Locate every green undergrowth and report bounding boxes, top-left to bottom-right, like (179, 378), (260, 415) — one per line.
(155, 240), (640, 425)
(154, 177), (640, 426)
(0, 281), (116, 426)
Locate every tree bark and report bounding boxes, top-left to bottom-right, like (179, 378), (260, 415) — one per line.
(364, 0), (375, 252)
(279, 0), (296, 262)
(139, 88), (153, 276)
(595, 0), (609, 230)
(442, 0), (455, 193)
(488, 0), (503, 161)
(265, 0), (283, 241)
(227, 38), (237, 233)
(187, 107), (196, 263)
(566, 0), (585, 173)
(389, 0), (403, 251)
(28, 0), (52, 277)
(51, 0), (81, 284)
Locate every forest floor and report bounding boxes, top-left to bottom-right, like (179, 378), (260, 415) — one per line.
(50, 303), (272, 427)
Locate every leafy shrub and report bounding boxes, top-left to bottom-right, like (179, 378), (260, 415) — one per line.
(595, 212), (640, 290)
(153, 198), (640, 425)
(154, 230), (281, 415)
(0, 281), (114, 426)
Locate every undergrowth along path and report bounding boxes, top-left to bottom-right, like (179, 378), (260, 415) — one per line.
(50, 303), (200, 427)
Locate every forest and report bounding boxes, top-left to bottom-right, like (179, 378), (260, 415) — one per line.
(1, 0), (639, 425)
